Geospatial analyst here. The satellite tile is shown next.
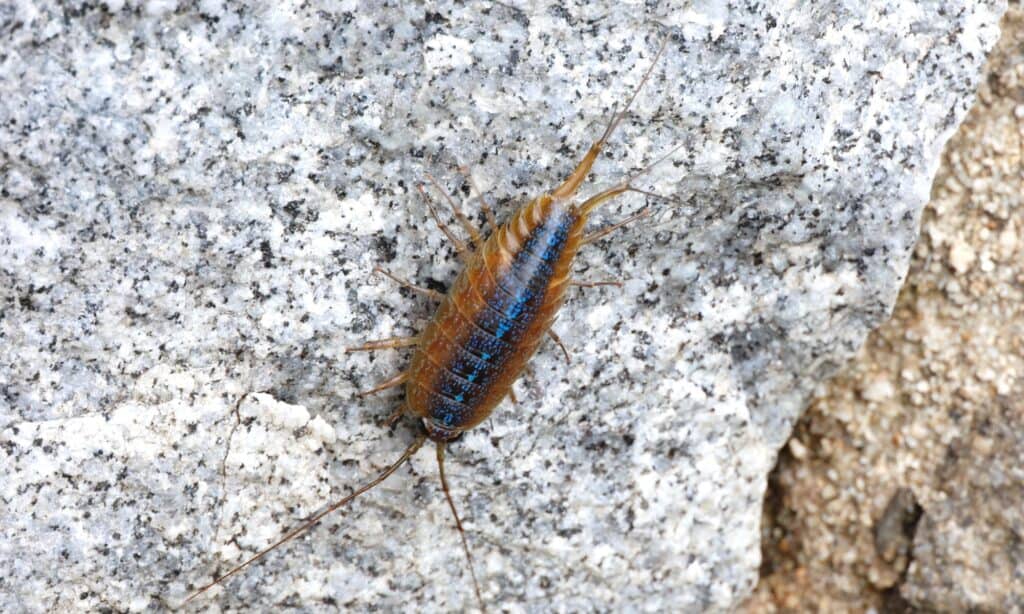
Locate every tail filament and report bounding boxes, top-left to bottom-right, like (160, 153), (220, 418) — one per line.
(437, 443), (486, 612)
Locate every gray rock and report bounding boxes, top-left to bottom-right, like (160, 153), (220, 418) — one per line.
(0, 1), (1004, 611)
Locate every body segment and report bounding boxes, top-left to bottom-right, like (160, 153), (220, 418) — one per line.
(406, 195), (583, 440)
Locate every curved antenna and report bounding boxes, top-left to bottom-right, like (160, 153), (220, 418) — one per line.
(185, 433), (429, 603)
(624, 140), (688, 184)
(436, 443), (486, 612)
(552, 36), (671, 201)
(598, 35), (671, 144)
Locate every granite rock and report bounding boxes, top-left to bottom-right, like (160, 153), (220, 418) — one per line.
(0, 1), (1004, 611)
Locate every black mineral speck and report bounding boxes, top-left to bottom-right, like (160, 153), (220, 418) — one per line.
(260, 240), (274, 268)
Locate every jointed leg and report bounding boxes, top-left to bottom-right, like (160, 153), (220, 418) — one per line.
(344, 336), (420, 353)
(374, 267), (444, 301)
(357, 371), (408, 397)
(418, 184), (471, 258)
(547, 330), (571, 365)
(385, 406), (405, 427)
(571, 280), (623, 289)
(436, 444), (485, 610)
(423, 173), (483, 246)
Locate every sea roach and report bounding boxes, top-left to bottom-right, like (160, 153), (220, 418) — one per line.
(188, 36), (677, 610)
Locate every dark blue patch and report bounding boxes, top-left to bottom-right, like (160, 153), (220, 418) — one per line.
(462, 327), (509, 361)
(482, 284), (534, 314)
(426, 390), (469, 429)
(444, 344), (493, 381)
(501, 263), (552, 296)
(489, 211), (574, 336)
(475, 305), (529, 341)
(502, 213), (571, 293)
(436, 209), (577, 427)
(521, 236), (545, 260)
(436, 368), (486, 406)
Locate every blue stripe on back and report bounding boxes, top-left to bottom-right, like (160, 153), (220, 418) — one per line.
(425, 389), (470, 428)
(445, 344), (493, 382)
(462, 327), (508, 360)
(436, 367), (488, 406)
(475, 304), (529, 340)
(428, 209), (576, 430)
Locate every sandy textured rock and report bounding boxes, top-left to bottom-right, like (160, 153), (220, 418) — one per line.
(747, 5), (1023, 613)
(903, 406), (1024, 612)
(0, 1), (1003, 611)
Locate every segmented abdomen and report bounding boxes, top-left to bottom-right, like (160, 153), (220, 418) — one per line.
(406, 195), (583, 440)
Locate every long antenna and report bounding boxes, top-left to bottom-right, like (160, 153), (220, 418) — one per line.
(552, 35), (672, 201)
(596, 35), (671, 147)
(185, 434), (428, 603)
(437, 443), (486, 612)
(576, 139), (689, 217)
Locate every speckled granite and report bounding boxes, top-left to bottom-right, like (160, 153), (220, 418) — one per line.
(0, 1), (1004, 612)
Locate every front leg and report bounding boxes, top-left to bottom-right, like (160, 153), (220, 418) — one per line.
(547, 330), (571, 365)
(374, 267), (444, 301)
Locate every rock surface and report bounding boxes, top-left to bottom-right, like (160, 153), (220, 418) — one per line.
(0, 1), (1004, 611)
(747, 5), (1023, 612)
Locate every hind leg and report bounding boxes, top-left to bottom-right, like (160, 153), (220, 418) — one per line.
(572, 280), (623, 289)
(547, 329), (571, 365)
(373, 267), (444, 301)
(357, 371), (408, 397)
(419, 184), (473, 260)
(346, 336), (417, 405)
(419, 170), (494, 263)
(345, 336), (420, 353)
